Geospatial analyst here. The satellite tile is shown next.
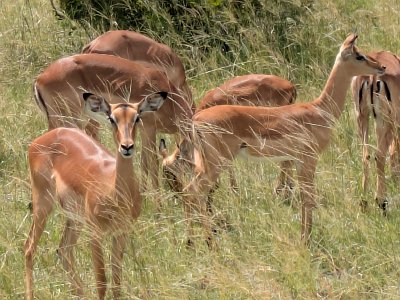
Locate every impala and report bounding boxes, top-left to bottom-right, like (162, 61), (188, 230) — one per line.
(164, 35), (385, 246)
(161, 74), (297, 198)
(82, 30), (193, 105)
(24, 92), (167, 299)
(34, 53), (193, 197)
(351, 51), (400, 211)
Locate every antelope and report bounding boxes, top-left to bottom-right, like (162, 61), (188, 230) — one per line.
(161, 74), (297, 197)
(33, 53), (193, 198)
(162, 35), (385, 246)
(196, 74), (296, 111)
(82, 30), (193, 106)
(24, 91), (167, 300)
(351, 51), (400, 211)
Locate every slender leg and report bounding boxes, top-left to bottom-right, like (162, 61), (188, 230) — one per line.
(90, 238), (107, 300)
(183, 170), (219, 249)
(111, 234), (127, 299)
(357, 96), (370, 208)
(57, 219), (84, 298)
(375, 120), (392, 212)
(296, 157), (317, 243)
(227, 166), (239, 193)
(389, 134), (400, 177)
(274, 160), (295, 201)
(140, 127), (162, 209)
(24, 198), (54, 300)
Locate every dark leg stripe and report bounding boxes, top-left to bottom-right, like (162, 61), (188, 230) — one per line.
(383, 81), (391, 102)
(370, 80), (377, 118)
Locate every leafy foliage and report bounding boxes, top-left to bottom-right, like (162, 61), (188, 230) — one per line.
(59, 0), (314, 62)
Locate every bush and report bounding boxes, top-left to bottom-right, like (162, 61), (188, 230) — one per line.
(58, 0), (314, 62)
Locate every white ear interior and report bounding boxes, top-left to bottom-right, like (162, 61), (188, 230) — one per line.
(83, 94), (111, 123)
(139, 92), (168, 113)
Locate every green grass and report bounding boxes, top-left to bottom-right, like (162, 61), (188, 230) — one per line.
(2, 0), (400, 299)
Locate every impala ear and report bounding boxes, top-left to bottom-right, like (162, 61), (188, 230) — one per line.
(83, 93), (111, 119)
(138, 92), (168, 114)
(340, 34), (358, 59)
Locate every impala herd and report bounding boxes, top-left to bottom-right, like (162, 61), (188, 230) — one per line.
(23, 30), (393, 299)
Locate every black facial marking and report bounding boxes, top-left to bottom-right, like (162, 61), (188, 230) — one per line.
(356, 54), (366, 61)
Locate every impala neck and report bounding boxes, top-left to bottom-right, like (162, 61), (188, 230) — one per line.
(114, 153), (141, 218)
(314, 56), (353, 120)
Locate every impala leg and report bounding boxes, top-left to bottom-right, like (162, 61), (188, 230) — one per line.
(184, 167), (220, 249)
(227, 166), (239, 193)
(141, 128), (161, 208)
(24, 196), (54, 300)
(385, 81), (400, 178)
(375, 120), (392, 212)
(297, 158), (317, 243)
(111, 234), (127, 299)
(357, 98), (370, 208)
(389, 137), (400, 177)
(274, 160), (295, 201)
(90, 237), (107, 300)
(57, 218), (84, 298)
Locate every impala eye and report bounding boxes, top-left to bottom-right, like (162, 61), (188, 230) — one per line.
(356, 55), (366, 61)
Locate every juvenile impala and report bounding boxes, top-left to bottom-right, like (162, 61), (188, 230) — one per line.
(351, 51), (400, 211)
(82, 30), (193, 106)
(164, 35), (385, 246)
(161, 74), (297, 196)
(24, 92), (167, 300)
(34, 53), (193, 196)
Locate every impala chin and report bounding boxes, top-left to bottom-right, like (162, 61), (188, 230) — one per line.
(377, 67), (386, 75)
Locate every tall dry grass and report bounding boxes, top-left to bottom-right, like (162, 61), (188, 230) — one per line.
(1, 0), (400, 299)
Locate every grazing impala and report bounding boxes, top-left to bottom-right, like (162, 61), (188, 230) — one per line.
(33, 53), (193, 196)
(164, 35), (385, 246)
(196, 74), (296, 111)
(24, 92), (167, 300)
(351, 51), (400, 211)
(161, 74), (297, 197)
(82, 30), (193, 105)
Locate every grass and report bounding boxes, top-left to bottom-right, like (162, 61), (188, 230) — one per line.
(2, 0), (400, 299)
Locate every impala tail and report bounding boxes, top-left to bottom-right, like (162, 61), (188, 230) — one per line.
(33, 83), (49, 122)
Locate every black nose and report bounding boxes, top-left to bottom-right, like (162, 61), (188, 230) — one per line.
(121, 144), (133, 151)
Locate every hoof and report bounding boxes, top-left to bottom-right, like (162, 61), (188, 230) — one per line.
(186, 239), (194, 249)
(375, 197), (388, 215)
(359, 199), (368, 212)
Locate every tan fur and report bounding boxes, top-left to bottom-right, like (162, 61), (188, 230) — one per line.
(82, 30), (192, 106)
(24, 94), (166, 299)
(351, 51), (400, 210)
(34, 53), (193, 198)
(162, 74), (297, 198)
(167, 35), (385, 246)
(196, 74), (296, 111)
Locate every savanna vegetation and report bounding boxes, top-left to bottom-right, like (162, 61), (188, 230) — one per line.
(1, 0), (400, 298)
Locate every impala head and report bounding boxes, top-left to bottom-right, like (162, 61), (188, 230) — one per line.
(339, 34), (386, 76)
(159, 138), (195, 193)
(83, 91), (168, 158)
